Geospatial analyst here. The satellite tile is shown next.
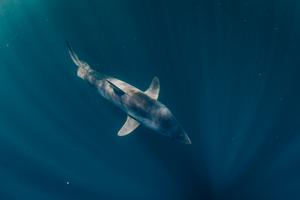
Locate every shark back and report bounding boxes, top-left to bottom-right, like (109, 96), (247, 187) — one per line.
(106, 78), (140, 94)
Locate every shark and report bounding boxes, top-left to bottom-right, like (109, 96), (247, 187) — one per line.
(67, 43), (191, 144)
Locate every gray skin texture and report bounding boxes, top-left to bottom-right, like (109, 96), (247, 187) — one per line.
(69, 45), (191, 144)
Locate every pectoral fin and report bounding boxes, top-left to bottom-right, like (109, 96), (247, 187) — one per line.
(118, 116), (140, 136)
(145, 77), (160, 100)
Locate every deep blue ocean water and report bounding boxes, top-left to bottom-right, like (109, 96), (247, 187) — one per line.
(0, 0), (300, 199)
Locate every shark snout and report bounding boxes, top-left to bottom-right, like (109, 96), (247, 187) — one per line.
(170, 126), (191, 144)
(175, 131), (192, 144)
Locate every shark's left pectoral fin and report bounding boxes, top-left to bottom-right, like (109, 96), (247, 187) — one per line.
(118, 116), (140, 136)
(145, 77), (160, 100)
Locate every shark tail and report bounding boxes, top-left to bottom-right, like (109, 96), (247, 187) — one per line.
(66, 41), (88, 68)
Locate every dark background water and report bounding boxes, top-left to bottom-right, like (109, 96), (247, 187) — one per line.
(0, 0), (300, 199)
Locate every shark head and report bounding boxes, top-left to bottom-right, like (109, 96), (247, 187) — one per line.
(172, 126), (191, 144)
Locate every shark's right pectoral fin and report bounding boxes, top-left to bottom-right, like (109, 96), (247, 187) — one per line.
(145, 76), (160, 100)
(118, 116), (140, 136)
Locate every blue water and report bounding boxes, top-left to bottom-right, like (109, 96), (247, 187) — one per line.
(0, 0), (300, 199)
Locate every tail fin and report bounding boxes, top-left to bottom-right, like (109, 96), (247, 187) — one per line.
(66, 41), (88, 68)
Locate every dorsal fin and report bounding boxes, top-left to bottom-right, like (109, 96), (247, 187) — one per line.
(106, 80), (126, 96)
(145, 77), (160, 100)
(118, 116), (140, 136)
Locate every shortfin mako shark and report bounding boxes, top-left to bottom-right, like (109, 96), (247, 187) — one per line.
(67, 43), (191, 144)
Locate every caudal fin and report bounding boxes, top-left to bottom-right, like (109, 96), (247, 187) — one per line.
(66, 41), (88, 68)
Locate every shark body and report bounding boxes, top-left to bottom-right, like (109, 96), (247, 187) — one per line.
(68, 44), (191, 144)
